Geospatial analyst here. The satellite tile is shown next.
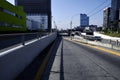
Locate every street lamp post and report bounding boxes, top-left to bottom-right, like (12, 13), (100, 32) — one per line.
(70, 13), (80, 39)
(70, 21), (72, 39)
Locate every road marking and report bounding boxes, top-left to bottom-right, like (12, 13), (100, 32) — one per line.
(65, 38), (120, 57)
(34, 41), (55, 80)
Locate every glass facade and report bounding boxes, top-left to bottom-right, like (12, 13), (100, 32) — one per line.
(0, 22), (22, 28)
(111, 0), (120, 29)
(80, 14), (89, 27)
(103, 7), (111, 29)
(119, 9), (120, 28)
(3, 9), (16, 16)
(15, 0), (51, 31)
(111, 0), (120, 21)
(15, 0), (51, 14)
(27, 15), (48, 30)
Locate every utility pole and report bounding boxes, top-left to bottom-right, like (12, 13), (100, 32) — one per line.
(70, 13), (80, 39)
(70, 21), (72, 39)
(54, 21), (57, 30)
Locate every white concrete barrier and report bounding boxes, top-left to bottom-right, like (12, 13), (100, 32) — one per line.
(0, 33), (57, 80)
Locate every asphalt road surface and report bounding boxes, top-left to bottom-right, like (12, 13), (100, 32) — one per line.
(60, 39), (120, 80)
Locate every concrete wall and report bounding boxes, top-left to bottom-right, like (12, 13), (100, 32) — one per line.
(0, 33), (57, 80)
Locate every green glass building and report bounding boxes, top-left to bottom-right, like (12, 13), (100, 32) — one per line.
(0, 0), (26, 32)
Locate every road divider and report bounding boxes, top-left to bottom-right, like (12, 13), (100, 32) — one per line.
(0, 33), (57, 80)
(34, 39), (56, 80)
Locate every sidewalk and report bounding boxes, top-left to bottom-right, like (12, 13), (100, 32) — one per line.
(48, 39), (62, 80)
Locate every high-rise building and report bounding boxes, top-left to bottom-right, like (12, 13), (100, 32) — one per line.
(103, 7), (111, 30)
(111, 0), (120, 29)
(15, 0), (51, 32)
(80, 14), (89, 27)
(119, 9), (120, 29)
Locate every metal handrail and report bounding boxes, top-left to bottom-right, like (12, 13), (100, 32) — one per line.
(0, 32), (50, 50)
(0, 32), (49, 37)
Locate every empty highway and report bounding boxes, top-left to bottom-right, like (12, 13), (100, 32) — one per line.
(48, 38), (120, 80)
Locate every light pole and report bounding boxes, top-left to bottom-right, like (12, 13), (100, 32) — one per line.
(70, 21), (72, 39)
(52, 16), (57, 31)
(70, 13), (80, 39)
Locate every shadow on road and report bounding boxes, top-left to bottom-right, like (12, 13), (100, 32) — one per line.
(60, 38), (64, 80)
(42, 36), (65, 80)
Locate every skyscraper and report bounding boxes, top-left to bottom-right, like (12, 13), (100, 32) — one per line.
(80, 14), (89, 27)
(15, 0), (51, 31)
(103, 7), (111, 30)
(111, 0), (120, 29)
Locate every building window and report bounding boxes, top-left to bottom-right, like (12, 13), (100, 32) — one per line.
(3, 9), (16, 16)
(2, 8), (23, 19)
(0, 22), (23, 28)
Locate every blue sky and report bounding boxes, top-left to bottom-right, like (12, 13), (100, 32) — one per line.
(7, 0), (111, 29)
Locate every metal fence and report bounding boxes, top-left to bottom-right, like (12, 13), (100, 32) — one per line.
(73, 35), (120, 50)
(101, 39), (120, 47)
(0, 32), (50, 50)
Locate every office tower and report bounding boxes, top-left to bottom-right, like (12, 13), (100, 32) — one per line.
(15, 0), (51, 31)
(103, 7), (111, 30)
(111, 0), (120, 29)
(80, 14), (89, 27)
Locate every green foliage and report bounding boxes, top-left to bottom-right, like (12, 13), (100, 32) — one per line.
(102, 22), (120, 37)
(103, 29), (120, 37)
(0, 0), (25, 16)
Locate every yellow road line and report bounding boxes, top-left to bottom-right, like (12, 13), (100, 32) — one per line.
(65, 38), (120, 57)
(34, 41), (55, 80)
